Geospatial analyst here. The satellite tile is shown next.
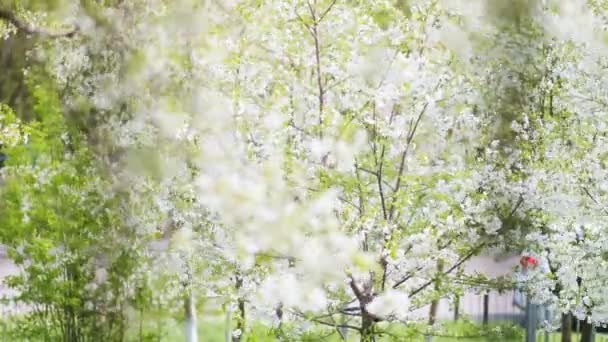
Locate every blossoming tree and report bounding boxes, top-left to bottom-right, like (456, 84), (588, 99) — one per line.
(3, 0), (608, 341)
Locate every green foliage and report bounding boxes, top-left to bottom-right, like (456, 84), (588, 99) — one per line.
(0, 60), (148, 341)
(432, 320), (524, 341)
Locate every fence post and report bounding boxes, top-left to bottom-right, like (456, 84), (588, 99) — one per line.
(526, 297), (537, 342)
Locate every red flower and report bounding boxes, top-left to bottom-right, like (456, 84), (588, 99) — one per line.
(520, 256), (538, 269)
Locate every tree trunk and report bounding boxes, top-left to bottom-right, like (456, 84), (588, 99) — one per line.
(423, 299), (439, 342)
(232, 298), (246, 342)
(360, 314), (375, 342)
(580, 319), (594, 342)
(184, 291), (198, 342)
(224, 305), (233, 342)
(483, 293), (489, 325)
(454, 295), (460, 321)
(561, 313), (572, 342)
(232, 275), (246, 342)
(351, 277), (376, 342)
(425, 262), (443, 342)
(429, 299), (439, 326)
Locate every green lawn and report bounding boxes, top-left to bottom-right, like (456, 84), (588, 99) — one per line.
(135, 319), (522, 341)
(128, 317), (608, 342)
(4, 313), (608, 342)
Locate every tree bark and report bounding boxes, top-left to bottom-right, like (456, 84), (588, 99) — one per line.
(184, 291), (198, 342)
(483, 293), (489, 325)
(580, 319), (594, 342)
(453, 295), (460, 321)
(561, 313), (572, 342)
(350, 277), (376, 342)
(429, 299), (439, 326)
(426, 261), (444, 342)
(232, 275), (246, 342)
(424, 299), (439, 342)
(233, 298), (246, 342)
(224, 306), (233, 342)
(360, 313), (375, 342)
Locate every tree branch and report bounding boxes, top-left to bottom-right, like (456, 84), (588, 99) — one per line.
(294, 309), (361, 332)
(317, 0), (338, 22)
(391, 266), (423, 289)
(376, 145), (388, 220)
(311, 318), (361, 332)
(0, 8), (78, 38)
(582, 186), (608, 216)
(388, 102), (429, 220)
(407, 245), (481, 297)
(349, 276), (364, 301)
(390, 238), (452, 290)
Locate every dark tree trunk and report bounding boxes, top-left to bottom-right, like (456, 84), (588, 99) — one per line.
(580, 319), (594, 342)
(425, 262), (444, 342)
(453, 295), (460, 321)
(231, 298), (246, 342)
(360, 313), (375, 342)
(561, 313), (572, 342)
(233, 275), (246, 342)
(429, 299), (439, 326)
(483, 293), (490, 325)
(350, 277), (377, 342)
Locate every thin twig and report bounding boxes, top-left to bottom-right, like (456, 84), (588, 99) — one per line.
(376, 145), (388, 220)
(388, 98), (435, 220)
(582, 186), (608, 216)
(407, 246), (480, 296)
(338, 195), (361, 212)
(294, 309), (361, 331)
(317, 0), (338, 22)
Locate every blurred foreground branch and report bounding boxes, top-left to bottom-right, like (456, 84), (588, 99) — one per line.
(0, 8), (77, 38)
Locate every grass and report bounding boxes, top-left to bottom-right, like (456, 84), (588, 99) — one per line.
(4, 310), (608, 341)
(134, 318), (525, 341)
